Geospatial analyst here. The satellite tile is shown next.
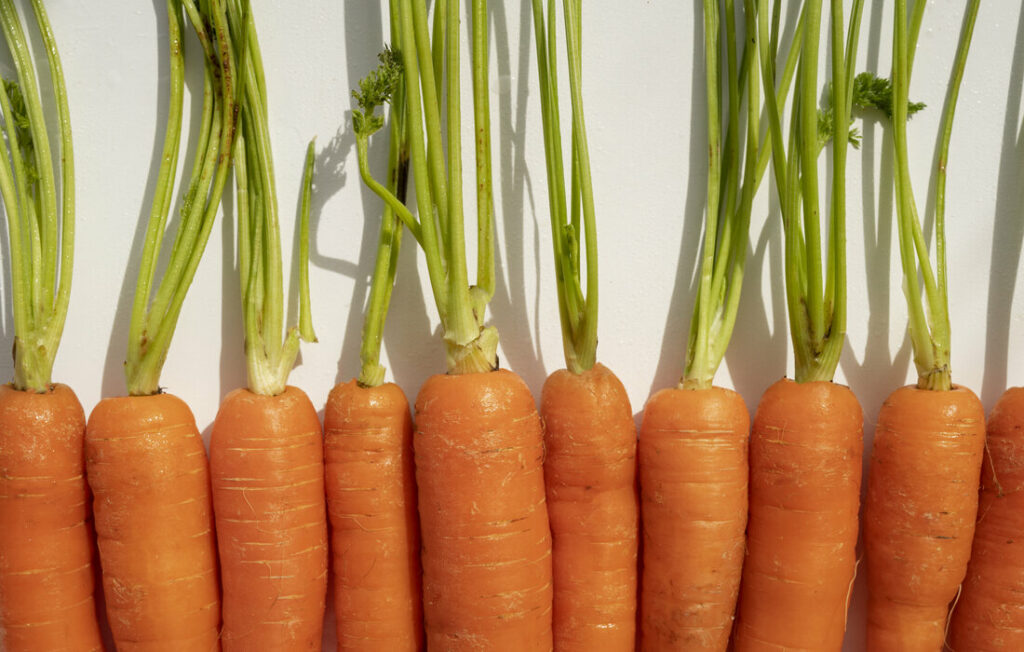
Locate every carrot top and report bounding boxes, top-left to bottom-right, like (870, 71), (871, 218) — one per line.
(125, 0), (237, 397)
(887, 0), (979, 391)
(531, 0), (598, 375)
(0, 0), (72, 393)
(682, 0), (777, 390)
(359, 0), (497, 376)
(756, 0), (865, 384)
(351, 26), (412, 388)
(227, 0), (316, 397)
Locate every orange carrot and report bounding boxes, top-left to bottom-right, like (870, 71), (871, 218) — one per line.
(734, 0), (866, 647)
(948, 386), (1024, 650)
(541, 364), (637, 650)
(333, 22), (421, 650)
(862, 3), (983, 649)
(0, 2), (103, 648)
(414, 369), (553, 649)
(209, 386), (327, 649)
(85, 2), (236, 648)
(324, 380), (422, 650)
(209, 4), (325, 648)
(638, 386), (747, 650)
(0, 384), (103, 651)
(733, 379), (862, 650)
(529, 0), (638, 645)
(86, 393), (221, 651)
(376, 0), (552, 646)
(865, 386), (985, 649)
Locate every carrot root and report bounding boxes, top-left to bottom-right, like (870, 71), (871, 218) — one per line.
(734, 378), (862, 651)
(324, 379), (423, 651)
(414, 369), (553, 650)
(209, 385), (327, 651)
(542, 363), (638, 651)
(86, 392), (221, 652)
(638, 385), (748, 651)
(865, 384), (985, 651)
(0, 383), (103, 652)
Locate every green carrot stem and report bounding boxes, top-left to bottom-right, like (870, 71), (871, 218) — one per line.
(227, 0), (316, 397)
(393, 0), (498, 375)
(472, 0), (495, 304)
(125, 0), (236, 396)
(357, 37), (411, 388)
(0, 0), (73, 392)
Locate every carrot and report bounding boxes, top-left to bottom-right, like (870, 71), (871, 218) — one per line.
(734, 379), (862, 649)
(635, 2), (778, 646)
(415, 370), (552, 649)
(639, 387), (747, 650)
(325, 41), (423, 651)
(84, 1), (236, 648)
(733, 1), (866, 648)
(0, 385), (103, 651)
(866, 386), (984, 649)
(948, 387), (1024, 650)
(210, 387), (327, 649)
(0, 2), (103, 649)
(208, 4), (326, 647)
(87, 393), (221, 650)
(861, 2), (984, 649)
(528, 2), (637, 647)
(361, 1), (553, 645)
(324, 381), (422, 650)
(542, 365), (637, 650)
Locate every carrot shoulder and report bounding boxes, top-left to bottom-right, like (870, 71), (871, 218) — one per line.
(541, 363), (637, 650)
(949, 386), (1024, 649)
(209, 386), (327, 650)
(0, 384), (103, 652)
(415, 369), (553, 650)
(866, 385), (985, 650)
(639, 385), (747, 650)
(733, 378), (862, 651)
(324, 379), (422, 650)
(86, 392), (220, 651)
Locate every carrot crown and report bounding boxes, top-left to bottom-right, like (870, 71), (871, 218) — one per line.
(887, 0), (979, 392)
(757, 0), (864, 384)
(125, 0), (237, 397)
(682, 0), (774, 391)
(227, 0), (316, 397)
(351, 39), (412, 388)
(360, 0), (497, 376)
(0, 0), (73, 393)
(531, 0), (599, 375)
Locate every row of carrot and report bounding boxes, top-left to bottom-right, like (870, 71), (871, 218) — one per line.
(0, 1), (1020, 652)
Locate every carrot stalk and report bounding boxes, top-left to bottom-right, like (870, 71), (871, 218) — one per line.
(208, 2), (326, 648)
(733, 1), (865, 648)
(0, 2), (102, 648)
(863, 3), (985, 648)
(530, 2), (638, 648)
(324, 26), (423, 650)
(376, 0), (553, 646)
(85, 1), (237, 648)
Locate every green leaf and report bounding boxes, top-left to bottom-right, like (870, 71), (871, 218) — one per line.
(352, 47), (403, 137)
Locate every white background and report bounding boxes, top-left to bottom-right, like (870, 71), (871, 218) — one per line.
(2, 1), (1022, 650)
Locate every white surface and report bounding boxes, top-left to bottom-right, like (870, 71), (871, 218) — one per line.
(1, 2), (1022, 650)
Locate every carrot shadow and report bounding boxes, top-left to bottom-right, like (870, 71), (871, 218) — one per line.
(982, 3), (1024, 406)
